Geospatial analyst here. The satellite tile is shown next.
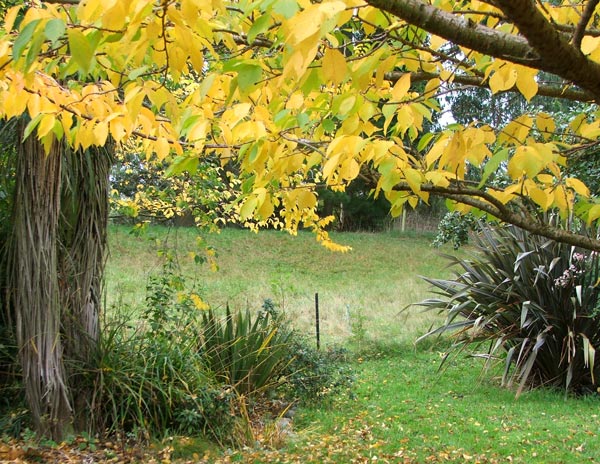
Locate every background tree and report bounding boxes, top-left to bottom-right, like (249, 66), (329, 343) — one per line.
(2, 0), (600, 438)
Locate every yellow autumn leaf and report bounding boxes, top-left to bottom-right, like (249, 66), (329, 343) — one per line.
(507, 145), (543, 179)
(581, 36), (600, 55)
(93, 120), (109, 145)
(338, 157), (360, 181)
(566, 177), (590, 197)
(239, 196), (258, 221)
(587, 204), (600, 224)
(489, 63), (517, 94)
(322, 48), (347, 85)
(404, 168), (422, 193)
(527, 182), (553, 210)
(154, 137), (171, 160)
(190, 293), (210, 311)
(536, 112), (556, 139)
(515, 65), (538, 101)
(37, 114), (55, 138)
(391, 73), (411, 101)
(297, 189), (317, 210)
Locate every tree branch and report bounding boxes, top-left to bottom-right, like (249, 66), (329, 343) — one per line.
(493, 0), (600, 101)
(386, 71), (595, 102)
(395, 182), (600, 251)
(365, 0), (600, 102)
(365, 0), (539, 65)
(571, 0), (600, 48)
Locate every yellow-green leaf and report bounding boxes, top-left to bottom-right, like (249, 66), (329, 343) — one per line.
(322, 48), (347, 85)
(67, 29), (95, 73)
(391, 73), (411, 101)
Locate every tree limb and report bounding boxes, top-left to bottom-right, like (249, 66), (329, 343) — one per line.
(571, 0), (600, 48)
(386, 71), (595, 102)
(493, 0), (600, 101)
(395, 182), (600, 250)
(365, 0), (539, 64)
(365, 0), (600, 102)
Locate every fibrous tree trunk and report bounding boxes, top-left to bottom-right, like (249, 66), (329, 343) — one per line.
(59, 145), (112, 432)
(9, 122), (71, 439)
(9, 121), (112, 439)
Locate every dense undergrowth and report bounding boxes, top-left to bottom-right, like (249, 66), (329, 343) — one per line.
(0, 255), (355, 449)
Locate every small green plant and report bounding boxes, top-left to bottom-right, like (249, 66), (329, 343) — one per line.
(432, 211), (481, 249)
(199, 300), (292, 395)
(348, 307), (368, 350)
(280, 339), (354, 403)
(420, 224), (600, 395)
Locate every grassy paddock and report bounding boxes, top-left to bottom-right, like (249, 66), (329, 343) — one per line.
(106, 225), (455, 345)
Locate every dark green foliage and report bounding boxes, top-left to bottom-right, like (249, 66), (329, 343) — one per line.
(432, 211), (482, 249)
(91, 317), (233, 438)
(420, 225), (600, 396)
(199, 300), (292, 395)
(318, 179), (391, 231)
(280, 340), (354, 403)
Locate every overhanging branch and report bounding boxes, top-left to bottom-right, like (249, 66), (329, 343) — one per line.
(386, 71), (594, 102)
(365, 0), (600, 102)
(393, 182), (600, 250)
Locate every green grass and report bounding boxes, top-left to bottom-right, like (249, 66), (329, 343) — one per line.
(106, 225), (600, 463)
(106, 225), (454, 345)
(221, 351), (600, 463)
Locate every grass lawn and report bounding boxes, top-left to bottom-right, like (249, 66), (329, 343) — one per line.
(105, 225), (600, 463)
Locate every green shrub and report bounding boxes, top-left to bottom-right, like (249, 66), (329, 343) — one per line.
(199, 300), (292, 395)
(90, 261), (234, 439)
(279, 340), (354, 403)
(91, 318), (233, 438)
(432, 211), (481, 249)
(419, 224), (600, 396)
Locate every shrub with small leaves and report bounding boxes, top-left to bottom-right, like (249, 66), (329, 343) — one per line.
(280, 339), (354, 403)
(432, 211), (481, 249)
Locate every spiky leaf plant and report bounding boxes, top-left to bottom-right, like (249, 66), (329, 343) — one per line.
(200, 302), (292, 395)
(419, 225), (600, 396)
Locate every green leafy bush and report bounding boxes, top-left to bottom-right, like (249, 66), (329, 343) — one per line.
(420, 225), (600, 396)
(432, 211), (481, 249)
(90, 261), (234, 438)
(91, 318), (233, 438)
(280, 340), (354, 403)
(199, 300), (292, 395)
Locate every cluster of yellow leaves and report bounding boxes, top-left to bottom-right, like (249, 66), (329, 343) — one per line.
(0, 0), (599, 246)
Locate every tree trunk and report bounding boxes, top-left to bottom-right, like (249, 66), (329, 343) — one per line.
(59, 145), (112, 432)
(9, 122), (112, 439)
(9, 123), (71, 440)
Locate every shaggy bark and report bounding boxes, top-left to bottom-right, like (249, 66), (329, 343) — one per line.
(9, 123), (71, 440)
(8, 122), (112, 439)
(59, 145), (112, 432)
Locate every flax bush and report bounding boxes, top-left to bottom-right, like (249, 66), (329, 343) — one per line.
(420, 225), (600, 395)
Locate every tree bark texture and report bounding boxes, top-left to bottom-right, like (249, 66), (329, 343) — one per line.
(58, 145), (111, 432)
(8, 123), (112, 439)
(9, 122), (71, 440)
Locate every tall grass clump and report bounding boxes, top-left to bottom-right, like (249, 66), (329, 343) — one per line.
(419, 224), (600, 396)
(199, 300), (292, 395)
(90, 256), (353, 445)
